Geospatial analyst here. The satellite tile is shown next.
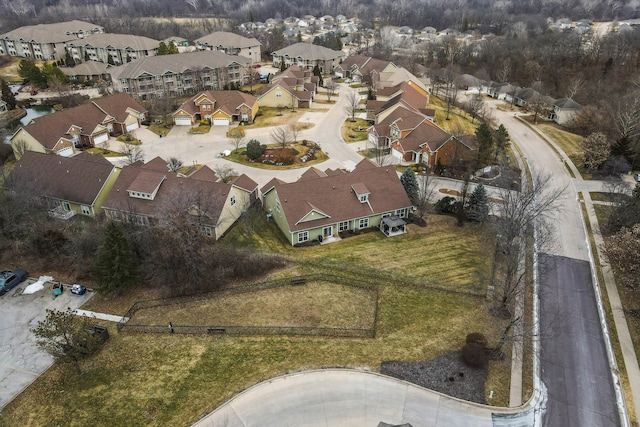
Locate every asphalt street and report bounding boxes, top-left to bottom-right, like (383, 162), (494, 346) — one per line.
(490, 103), (621, 426)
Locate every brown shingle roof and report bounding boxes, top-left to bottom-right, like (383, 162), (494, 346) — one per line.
(175, 91), (257, 118)
(92, 92), (147, 122)
(271, 159), (412, 232)
(231, 174), (258, 192)
(9, 151), (115, 205)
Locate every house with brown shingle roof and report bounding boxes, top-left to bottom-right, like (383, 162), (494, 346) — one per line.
(8, 151), (119, 219)
(10, 93), (147, 158)
(369, 109), (477, 167)
(366, 81), (431, 124)
(102, 157), (258, 239)
(172, 90), (259, 126)
(261, 159), (413, 246)
(256, 65), (319, 108)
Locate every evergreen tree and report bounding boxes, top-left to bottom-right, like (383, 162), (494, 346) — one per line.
(280, 60), (287, 72)
(611, 136), (633, 161)
(475, 123), (494, 165)
(84, 50), (90, 62)
(312, 64), (323, 86)
(93, 222), (138, 294)
(65, 51), (75, 67)
(296, 31), (302, 42)
(400, 167), (419, 204)
(168, 41), (179, 54)
(466, 184), (489, 222)
(158, 41), (169, 55)
(1, 78), (17, 110)
(493, 124), (510, 161)
(246, 139), (264, 160)
(18, 59), (46, 87)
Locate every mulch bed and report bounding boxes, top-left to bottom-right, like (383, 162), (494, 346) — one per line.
(380, 350), (487, 404)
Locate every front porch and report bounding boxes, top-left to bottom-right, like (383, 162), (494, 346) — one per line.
(49, 205), (76, 220)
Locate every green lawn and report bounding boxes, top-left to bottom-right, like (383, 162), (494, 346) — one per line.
(429, 95), (478, 136)
(536, 122), (583, 167)
(341, 118), (370, 143)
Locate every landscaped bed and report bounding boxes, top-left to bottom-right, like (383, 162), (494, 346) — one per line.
(225, 142), (328, 169)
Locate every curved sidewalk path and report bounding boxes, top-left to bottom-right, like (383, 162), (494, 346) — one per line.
(191, 369), (539, 427)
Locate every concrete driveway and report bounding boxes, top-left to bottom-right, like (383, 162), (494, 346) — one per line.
(0, 279), (92, 410)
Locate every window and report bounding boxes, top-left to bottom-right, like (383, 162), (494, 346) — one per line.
(275, 91), (282, 98)
(275, 200), (281, 212)
(359, 194), (368, 203)
(298, 231), (309, 243)
(241, 112), (248, 121)
(395, 208), (406, 218)
(230, 195), (236, 206)
(338, 221), (349, 232)
(358, 218), (369, 229)
(81, 205), (91, 215)
(62, 202), (71, 211)
(202, 226), (213, 237)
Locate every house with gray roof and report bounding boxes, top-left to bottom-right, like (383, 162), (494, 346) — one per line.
(60, 60), (110, 83)
(548, 98), (581, 125)
(261, 159), (413, 246)
(195, 31), (262, 63)
(0, 20), (103, 60)
(65, 33), (159, 65)
(272, 42), (346, 73)
(108, 50), (250, 99)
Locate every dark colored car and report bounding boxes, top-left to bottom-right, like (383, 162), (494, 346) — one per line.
(0, 268), (28, 296)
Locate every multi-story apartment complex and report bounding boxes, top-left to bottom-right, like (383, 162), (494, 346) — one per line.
(0, 20), (103, 60)
(65, 33), (159, 65)
(108, 50), (250, 99)
(194, 31), (261, 64)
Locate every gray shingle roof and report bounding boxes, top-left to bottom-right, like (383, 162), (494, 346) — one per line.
(195, 31), (261, 48)
(273, 42), (344, 60)
(108, 50), (249, 80)
(0, 20), (102, 44)
(79, 33), (159, 50)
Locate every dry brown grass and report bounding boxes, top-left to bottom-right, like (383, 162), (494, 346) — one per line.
(341, 118), (370, 142)
(130, 282), (377, 329)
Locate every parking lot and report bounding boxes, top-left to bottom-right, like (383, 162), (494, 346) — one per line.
(0, 278), (92, 410)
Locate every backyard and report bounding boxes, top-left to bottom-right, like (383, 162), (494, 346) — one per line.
(0, 213), (513, 426)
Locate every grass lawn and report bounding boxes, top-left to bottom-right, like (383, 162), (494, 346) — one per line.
(341, 118), (370, 142)
(1, 212), (514, 426)
(243, 107), (308, 128)
(188, 124), (210, 134)
(536, 122), (583, 166)
(147, 123), (172, 136)
(429, 96), (478, 136)
(85, 147), (125, 158)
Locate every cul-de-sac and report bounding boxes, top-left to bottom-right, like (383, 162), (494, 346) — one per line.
(0, 3), (639, 426)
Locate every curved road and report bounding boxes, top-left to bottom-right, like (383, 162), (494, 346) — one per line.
(132, 90), (623, 426)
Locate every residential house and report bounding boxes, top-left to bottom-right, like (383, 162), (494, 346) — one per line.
(8, 151), (119, 219)
(548, 98), (581, 125)
(0, 20), (103, 61)
(60, 60), (110, 83)
(10, 93), (147, 158)
(334, 55), (396, 85)
(108, 50), (250, 99)
(481, 81), (516, 100)
(369, 109), (477, 167)
(261, 159), (413, 246)
(194, 31), (262, 64)
(256, 65), (319, 108)
(272, 42), (346, 73)
(173, 90), (259, 126)
(65, 33), (159, 65)
(377, 67), (430, 97)
(366, 81), (431, 124)
(102, 157), (258, 239)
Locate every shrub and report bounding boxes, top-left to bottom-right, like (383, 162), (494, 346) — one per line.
(466, 332), (488, 348)
(461, 343), (487, 368)
(246, 139), (264, 161)
(274, 148), (295, 165)
(435, 196), (457, 214)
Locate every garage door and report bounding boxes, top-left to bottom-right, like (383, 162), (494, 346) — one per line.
(126, 122), (139, 132)
(213, 118), (230, 126)
(94, 133), (108, 145)
(57, 147), (74, 157)
(175, 118), (192, 126)
(391, 148), (403, 160)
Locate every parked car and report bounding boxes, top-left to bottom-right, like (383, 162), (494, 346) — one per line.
(71, 284), (87, 295)
(30, 90), (38, 96)
(0, 268), (28, 296)
(634, 173), (640, 182)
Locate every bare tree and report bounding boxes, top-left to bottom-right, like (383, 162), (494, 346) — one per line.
(496, 58), (512, 84)
(213, 164), (237, 183)
(413, 172), (438, 218)
(464, 94), (484, 124)
(167, 157), (183, 172)
(229, 134), (245, 152)
(12, 139), (29, 159)
(325, 78), (337, 103)
(344, 90), (360, 122)
(288, 123), (302, 143)
(271, 125), (292, 149)
(121, 143), (144, 165)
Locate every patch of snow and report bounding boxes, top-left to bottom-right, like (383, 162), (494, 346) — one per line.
(22, 276), (53, 294)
